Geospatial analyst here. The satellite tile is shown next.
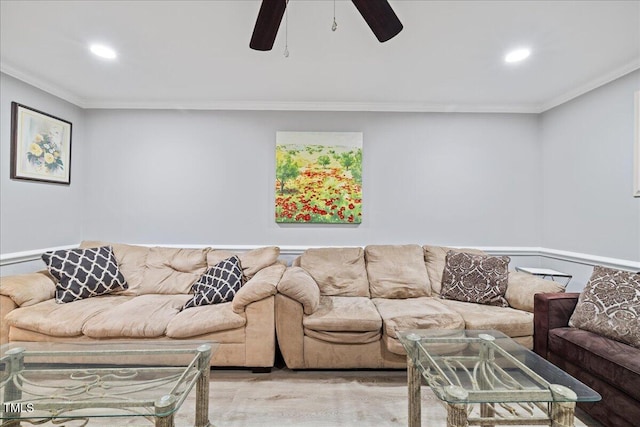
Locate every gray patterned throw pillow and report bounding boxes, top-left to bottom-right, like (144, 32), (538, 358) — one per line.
(42, 246), (128, 303)
(569, 266), (640, 349)
(183, 256), (246, 309)
(440, 251), (510, 307)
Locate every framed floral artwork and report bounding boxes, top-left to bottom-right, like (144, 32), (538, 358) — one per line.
(10, 102), (72, 185)
(275, 131), (362, 224)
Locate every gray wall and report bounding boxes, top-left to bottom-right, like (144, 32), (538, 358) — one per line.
(0, 73), (85, 255)
(3, 70), (638, 284)
(540, 70), (640, 263)
(82, 110), (541, 247)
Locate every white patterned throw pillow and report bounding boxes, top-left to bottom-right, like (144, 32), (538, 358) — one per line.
(183, 256), (246, 309)
(569, 266), (640, 348)
(42, 246), (128, 303)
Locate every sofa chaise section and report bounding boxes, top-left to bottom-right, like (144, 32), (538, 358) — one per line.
(0, 242), (285, 369)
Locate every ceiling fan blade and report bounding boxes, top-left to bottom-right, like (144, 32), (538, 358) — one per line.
(351, 0), (403, 43)
(250, 0), (287, 51)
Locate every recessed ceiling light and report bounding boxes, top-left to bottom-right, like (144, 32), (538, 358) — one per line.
(89, 44), (117, 60)
(504, 48), (531, 63)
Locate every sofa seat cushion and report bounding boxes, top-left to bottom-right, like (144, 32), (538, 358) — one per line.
(383, 334), (407, 355)
(303, 296), (381, 332)
(303, 329), (381, 344)
(373, 297), (465, 355)
(381, 331), (471, 356)
(372, 297), (465, 337)
(166, 302), (246, 338)
(82, 294), (191, 338)
(549, 327), (640, 402)
(439, 299), (533, 337)
(365, 244), (431, 299)
(4, 296), (133, 337)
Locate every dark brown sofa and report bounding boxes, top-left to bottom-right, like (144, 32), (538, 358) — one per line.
(534, 293), (640, 427)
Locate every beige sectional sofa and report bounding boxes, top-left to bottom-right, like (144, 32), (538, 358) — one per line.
(0, 242), (285, 369)
(275, 244), (564, 369)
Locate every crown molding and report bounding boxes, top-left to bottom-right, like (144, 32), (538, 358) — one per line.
(540, 58), (640, 113)
(2, 59), (639, 114)
(80, 100), (541, 114)
(1, 62), (87, 108)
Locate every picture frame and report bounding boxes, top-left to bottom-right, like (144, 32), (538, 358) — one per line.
(275, 131), (363, 224)
(11, 102), (72, 185)
(635, 91), (640, 197)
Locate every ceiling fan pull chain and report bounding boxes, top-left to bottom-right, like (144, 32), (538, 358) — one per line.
(332, 0), (337, 31)
(283, 0), (290, 57)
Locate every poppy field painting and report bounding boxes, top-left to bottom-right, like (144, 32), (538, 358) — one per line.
(276, 132), (362, 224)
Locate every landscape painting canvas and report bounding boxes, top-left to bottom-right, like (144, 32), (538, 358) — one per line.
(275, 132), (362, 224)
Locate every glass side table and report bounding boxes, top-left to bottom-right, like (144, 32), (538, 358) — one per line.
(1, 341), (216, 427)
(398, 329), (600, 427)
(515, 267), (572, 288)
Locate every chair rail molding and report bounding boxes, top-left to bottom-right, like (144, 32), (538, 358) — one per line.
(0, 245), (77, 266)
(1, 244), (638, 272)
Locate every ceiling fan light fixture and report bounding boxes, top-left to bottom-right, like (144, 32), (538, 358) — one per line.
(249, 0), (402, 51)
(351, 0), (403, 43)
(89, 43), (117, 60)
(504, 48), (531, 63)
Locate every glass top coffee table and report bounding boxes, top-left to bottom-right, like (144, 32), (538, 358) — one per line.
(0, 341), (216, 427)
(397, 330), (600, 427)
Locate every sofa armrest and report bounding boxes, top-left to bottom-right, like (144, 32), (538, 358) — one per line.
(231, 263), (285, 314)
(276, 267), (320, 315)
(533, 292), (580, 357)
(505, 271), (565, 312)
(0, 295), (18, 344)
(275, 293), (305, 369)
(0, 271), (56, 307)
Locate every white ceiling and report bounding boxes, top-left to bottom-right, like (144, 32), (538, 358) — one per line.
(1, 0), (639, 113)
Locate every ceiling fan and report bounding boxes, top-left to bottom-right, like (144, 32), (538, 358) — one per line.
(249, 0), (403, 51)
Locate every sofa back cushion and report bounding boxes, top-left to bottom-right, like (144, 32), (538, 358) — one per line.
(299, 247), (369, 297)
(141, 247), (209, 294)
(365, 244), (430, 298)
(423, 245), (486, 295)
(80, 242), (280, 296)
(80, 241), (149, 295)
(206, 246), (280, 280)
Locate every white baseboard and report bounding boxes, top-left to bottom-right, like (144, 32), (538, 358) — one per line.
(1, 243), (638, 271)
